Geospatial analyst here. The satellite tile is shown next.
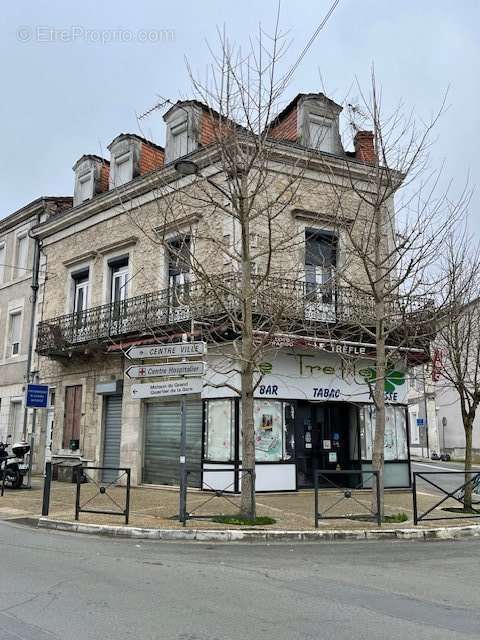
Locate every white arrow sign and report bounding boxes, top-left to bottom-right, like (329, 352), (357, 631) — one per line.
(125, 362), (205, 379)
(131, 378), (203, 399)
(126, 342), (207, 360)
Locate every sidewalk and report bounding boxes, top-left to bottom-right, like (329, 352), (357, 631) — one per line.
(1, 476), (479, 532)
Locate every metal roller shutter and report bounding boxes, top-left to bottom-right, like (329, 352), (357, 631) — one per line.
(143, 400), (202, 487)
(102, 395), (123, 482)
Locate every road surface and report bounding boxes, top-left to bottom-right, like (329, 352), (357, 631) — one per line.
(411, 460), (480, 498)
(0, 520), (479, 639)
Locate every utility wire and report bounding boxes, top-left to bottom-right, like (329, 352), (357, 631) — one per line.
(281, 0), (341, 89)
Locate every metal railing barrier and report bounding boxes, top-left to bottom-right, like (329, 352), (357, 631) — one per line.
(412, 470), (480, 524)
(75, 466), (131, 525)
(179, 467), (255, 526)
(314, 469), (381, 527)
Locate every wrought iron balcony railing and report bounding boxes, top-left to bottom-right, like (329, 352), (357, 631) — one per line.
(36, 274), (433, 356)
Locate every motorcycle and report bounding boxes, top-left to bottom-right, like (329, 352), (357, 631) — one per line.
(0, 436), (30, 489)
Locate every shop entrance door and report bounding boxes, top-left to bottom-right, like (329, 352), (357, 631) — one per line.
(296, 402), (351, 487)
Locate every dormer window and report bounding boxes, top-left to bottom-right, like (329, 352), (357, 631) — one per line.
(309, 114), (334, 153)
(111, 150), (133, 187)
(73, 155), (109, 206)
(163, 103), (201, 164)
(170, 119), (188, 159)
(77, 170), (94, 203)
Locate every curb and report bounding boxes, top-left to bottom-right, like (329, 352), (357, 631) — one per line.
(36, 517), (480, 542)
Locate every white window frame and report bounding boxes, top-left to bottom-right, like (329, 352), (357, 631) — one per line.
(14, 232), (28, 279)
(66, 262), (92, 315)
(170, 120), (188, 159)
(73, 274), (89, 314)
(77, 169), (94, 203)
(7, 309), (22, 358)
(111, 262), (129, 304)
(112, 151), (133, 187)
(309, 114), (334, 153)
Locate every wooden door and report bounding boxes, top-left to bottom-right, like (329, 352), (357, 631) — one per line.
(63, 385), (82, 449)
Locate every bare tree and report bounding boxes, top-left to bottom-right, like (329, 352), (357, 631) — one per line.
(436, 233), (480, 510)
(325, 73), (469, 518)
(122, 24), (320, 519)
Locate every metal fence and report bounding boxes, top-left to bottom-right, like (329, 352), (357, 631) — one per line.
(412, 470), (480, 524)
(75, 466), (131, 525)
(314, 469), (381, 527)
(179, 468), (255, 526)
(42, 461), (131, 525)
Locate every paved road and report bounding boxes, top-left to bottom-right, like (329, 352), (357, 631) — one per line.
(0, 521), (480, 639)
(411, 460), (480, 498)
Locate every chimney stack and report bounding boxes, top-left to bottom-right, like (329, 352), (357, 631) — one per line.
(354, 131), (375, 164)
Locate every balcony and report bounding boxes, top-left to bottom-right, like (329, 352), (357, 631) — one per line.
(36, 274), (433, 357)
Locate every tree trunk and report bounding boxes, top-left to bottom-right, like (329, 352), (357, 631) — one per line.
(240, 357), (256, 518)
(239, 179), (256, 519)
(371, 321), (386, 521)
(463, 419), (474, 512)
(370, 195), (387, 521)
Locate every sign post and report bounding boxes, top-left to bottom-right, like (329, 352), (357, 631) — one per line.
(24, 384), (49, 489)
(126, 342), (206, 360)
(125, 362), (205, 379)
(25, 384), (49, 409)
(130, 378), (203, 399)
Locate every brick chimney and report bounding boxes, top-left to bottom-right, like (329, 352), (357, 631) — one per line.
(354, 131), (375, 163)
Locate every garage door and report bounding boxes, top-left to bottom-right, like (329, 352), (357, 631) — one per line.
(143, 400), (203, 487)
(102, 395), (123, 482)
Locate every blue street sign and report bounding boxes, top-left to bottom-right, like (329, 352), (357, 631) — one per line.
(416, 418), (425, 426)
(26, 384), (49, 408)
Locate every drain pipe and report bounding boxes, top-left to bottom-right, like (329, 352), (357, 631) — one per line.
(22, 215), (41, 487)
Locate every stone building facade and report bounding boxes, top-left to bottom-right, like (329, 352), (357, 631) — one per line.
(32, 93), (429, 489)
(0, 197), (71, 466)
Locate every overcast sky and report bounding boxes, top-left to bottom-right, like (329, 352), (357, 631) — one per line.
(1, 0), (478, 232)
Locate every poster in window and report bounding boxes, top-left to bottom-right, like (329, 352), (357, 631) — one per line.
(254, 400), (282, 461)
(206, 400), (233, 461)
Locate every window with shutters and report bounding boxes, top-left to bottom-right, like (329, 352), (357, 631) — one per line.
(112, 151), (133, 187)
(170, 120), (188, 160)
(14, 233), (28, 279)
(7, 311), (22, 357)
(77, 170), (94, 203)
(309, 114), (334, 153)
(63, 385), (82, 450)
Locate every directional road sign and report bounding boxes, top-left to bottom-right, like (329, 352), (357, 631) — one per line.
(126, 342), (207, 360)
(125, 362), (205, 379)
(131, 378), (203, 399)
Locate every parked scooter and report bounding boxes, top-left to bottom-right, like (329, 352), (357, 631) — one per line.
(0, 436), (30, 489)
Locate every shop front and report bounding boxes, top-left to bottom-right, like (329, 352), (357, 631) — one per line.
(202, 349), (410, 491)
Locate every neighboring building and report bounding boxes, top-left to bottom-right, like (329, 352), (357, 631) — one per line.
(31, 93), (430, 490)
(407, 363), (440, 458)
(435, 384), (480, 460)
(0, 197), (72, 469)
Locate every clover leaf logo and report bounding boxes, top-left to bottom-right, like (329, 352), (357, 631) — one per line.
(362, 368), (405, 393)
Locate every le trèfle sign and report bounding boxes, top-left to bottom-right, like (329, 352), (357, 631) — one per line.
(131, 378), (203, 399)
(126, 342), (207, 360)
(125, 362), (205, 379)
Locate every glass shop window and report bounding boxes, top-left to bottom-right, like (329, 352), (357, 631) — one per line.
(253, 400), (283, 462)
(205, 399), (234, 461)
(359, 405), (408, 461)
